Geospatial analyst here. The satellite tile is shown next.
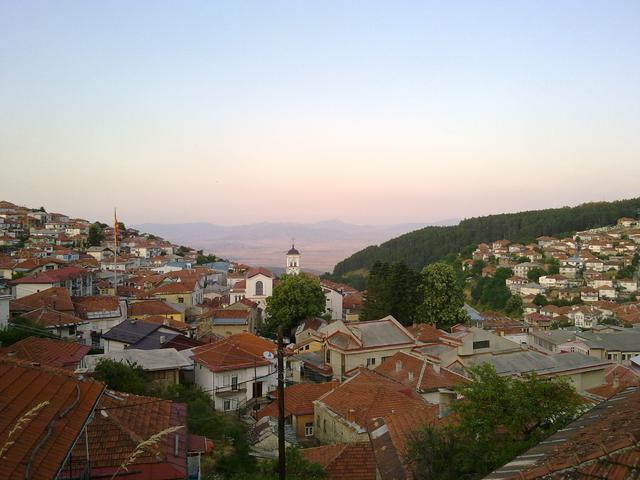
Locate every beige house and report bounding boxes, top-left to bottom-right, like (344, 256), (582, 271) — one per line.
(320, 316), (417, 381)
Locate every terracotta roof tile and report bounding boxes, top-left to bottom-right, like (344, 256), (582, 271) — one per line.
(0, 337), (91, 369)
(257, 381), (338, 419)
(9, 287), (74, 313)
(302, 442), (377, 480)
(128, 300), (180, 317)
(0, 357), (104, 480)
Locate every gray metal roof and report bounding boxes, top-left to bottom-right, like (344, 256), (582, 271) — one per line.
(529, 330), (577, 345)
(576, 330), (640, 352)
(102, 320), (160, 344)
(213, 317), (248, 325)
(466, 350), (609, 376)
(79, 348), (192, 372)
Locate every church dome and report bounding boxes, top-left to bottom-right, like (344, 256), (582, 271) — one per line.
(287, 245), (300, 255)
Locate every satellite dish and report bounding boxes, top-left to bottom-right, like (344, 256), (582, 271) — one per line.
(263, 351), (275, 360)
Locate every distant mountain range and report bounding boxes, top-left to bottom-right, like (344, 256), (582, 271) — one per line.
(133, 219), (458, 272)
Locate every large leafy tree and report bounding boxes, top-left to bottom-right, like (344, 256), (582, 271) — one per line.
(417, 262), (468, 329)
(229, 448), (326, 480)
(470, 267), (513, 311)
(406, 364), (583, 479)
(88, 222), (104, 247)
(361, 261), (422, 325)
(263, 274), (326, 336)
(93, 359), (147, 395)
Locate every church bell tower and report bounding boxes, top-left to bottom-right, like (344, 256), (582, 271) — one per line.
(286, 242), (301, 275)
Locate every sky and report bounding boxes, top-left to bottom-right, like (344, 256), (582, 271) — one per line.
(1, 1), (639, 226)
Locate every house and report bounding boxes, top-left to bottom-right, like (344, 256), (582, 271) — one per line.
(9, 286), (75, 315)
(538, 274), (569, 289)
(322, 282), (344, 320)
(86, 246), (114, 261)
(128, 299), (184, 322)
(485, 387), (640, 480)
(0, 357), (105, 479)
(10, 266), (94, 298)
(463, 350), (610, 393)
(20, 307), (90, 340)
(146, 277), (204, 315)
(249, 416), (298, 457)
(65, 391), (201, 480)
(231, 267), (274, 309)
(559, 264), (578, 278)
(513, 262), (543, 278)
(256, 381), (338, 441)
(302, 443), (377, 480)
(576, 330), (640, 365)
(618, 217), (639, 227)
(79, 348), (192, 387)
(518, 283), (547, 297)
(0, 336), (91, 369)
(374, 351), (468, 415)
(0, 294), (9, 328)
(321, 317), (417, 381)
(342, 291), (364, 321)
(598, 284), (617, 300)
(102, 319), (189, 352)
(313, 368), (438, 444)
(192, 332), (277, 411)
(72, 295), (127, 346)
(528, 329), (579, 353)
(201, 300), (261, 337)
(580, 286), (599, 302)
(619, 278), (638, 293)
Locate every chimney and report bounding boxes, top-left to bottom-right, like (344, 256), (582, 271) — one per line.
(163, 318), (169, 326)
(346, 408), (356, 423)
(613, 374), (620, 389)
(160, 335), (166, 344)
(408, 372), (414, 381)
(433, 363), (441, 374)
(395, 360), (402, 372)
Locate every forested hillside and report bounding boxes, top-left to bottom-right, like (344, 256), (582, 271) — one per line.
(332, 197), (640, 277)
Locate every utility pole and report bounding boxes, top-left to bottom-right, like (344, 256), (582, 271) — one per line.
(277, 325), (286, 480)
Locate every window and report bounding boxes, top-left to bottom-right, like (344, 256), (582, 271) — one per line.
(304, 423), (314, 437)
(223, 375), (230, 386)
(323, 419), (327, 433)
(68, 325), (77, 335)
(255, 281), (264, 296)
(366, 357), (376, 367)
(223, 400), (231, 411)
(473, 340), (490, 350)
(305, 345), (310, 350)
(177, 297), (184, 303)
(231, 375), (238, 391)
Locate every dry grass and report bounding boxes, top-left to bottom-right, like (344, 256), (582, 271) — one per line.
(0, 401), (50, 459)
(110, 425), (184, 480)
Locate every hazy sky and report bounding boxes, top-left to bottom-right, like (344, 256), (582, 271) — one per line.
(1, 1), (639, 226)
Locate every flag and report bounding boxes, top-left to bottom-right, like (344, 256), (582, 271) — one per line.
(114, 208), (119, 247)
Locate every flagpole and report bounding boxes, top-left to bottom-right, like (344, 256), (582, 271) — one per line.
(114, 208), (118, 297)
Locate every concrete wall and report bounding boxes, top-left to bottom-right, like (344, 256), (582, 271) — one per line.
(313, 403), (368, 444)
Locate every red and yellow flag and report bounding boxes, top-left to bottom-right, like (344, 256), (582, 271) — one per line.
(114, 208), (119, 247)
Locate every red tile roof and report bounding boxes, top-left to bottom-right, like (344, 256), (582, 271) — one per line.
(586, 364), (640, 399)
(0, 357), (104, 479)
(485, 386), (640, 479)
(9, 286), (74, 313)
(128, 300), (181, 317)
(72, 295), (120, 318)
(246, 266), (273, 278)
(375, 351), (469, 393)
(148, 280), (197, 295)
(191, 332), (275, 372)
(302, 442), (377, 480)
(406, 323), (460, 345)
(140, 315), (191, 333)
(21, 307), (87, 328)
(10, 266), (90, 284)
(0, 337), (91, 369)
(316, 368), (438, 431)
(67, 391), (188, 479)
(257, 381), (338, 419)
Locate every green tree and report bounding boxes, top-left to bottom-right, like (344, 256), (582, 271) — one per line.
(93, 359), (147, 395)
(361, 261), (422, 325)
(416, 262), (468, 330)
(0, 317), (51, 346)
(406, 425), (463, 480)
(163, 384), (256, 477)
(616, 265), (636, 279)
(88, 222), (104, 246)
(632, 253), (640, 267)
(229, 448), (326, 480)
(471, 259), (486, 278)
(196, 254), (218, 265)
(263, 274), (326, 336)
(533, 293), (548, 306)
(527, 267), (547, 282)
(407, 364), (583, 479)
(504, 295), (523, 316)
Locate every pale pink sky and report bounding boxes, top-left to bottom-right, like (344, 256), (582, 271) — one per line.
(2, 1), (639, 226)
